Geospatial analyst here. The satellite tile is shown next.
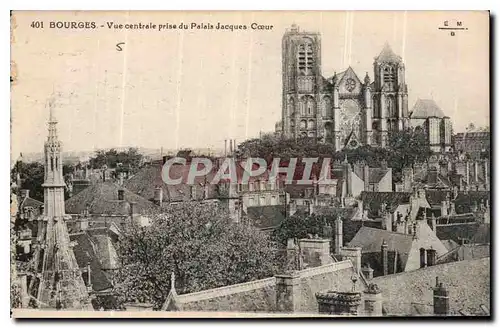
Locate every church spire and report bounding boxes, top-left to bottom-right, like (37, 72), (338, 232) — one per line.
(28, 95), (92, 310)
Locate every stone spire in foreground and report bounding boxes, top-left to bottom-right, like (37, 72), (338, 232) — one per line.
(28, 98), (92, 310)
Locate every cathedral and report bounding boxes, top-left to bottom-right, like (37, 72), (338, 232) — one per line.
(276, 24), (452, 152)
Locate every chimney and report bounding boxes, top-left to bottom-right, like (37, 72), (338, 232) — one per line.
(190, 185), (196, 200)
(483, 159), (489, 184)
(299, 238), (332, 267)
(433, 277), (450, 316)
(361, 264), (374, 281)
(427, 248), (436, 266)
(316, 291), (362, 316)
(340, 247), (362, 275)
(430, 213), (437, 232)
(154, 186), (163, 206)
(335, 216), (343, 255)
(440, 200), (448, 217)
(449, 202), (456, 215)
(471, 201), (478, 213)
(129, 201), (136, 218)
(275, 273), (301, 313)
(363, 163), (370, 191)
(118, 189), (125, 201)
(473, 161), (479, 183)
(287, 200), (297, 217)
(465, 161), (470, 186)
(381, 240), (388, 276)
(224, 139), (227, 157)
(308, 201), (314, 215)
(419, 247), (426, 268)
(20, 189), (30, 199)
(363, 283), (383, 316)
(119, 172), (124, 186)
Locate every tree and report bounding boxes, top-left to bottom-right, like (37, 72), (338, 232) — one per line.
(114, 202), (280, 309)
(11, 161), (45, 201)
(387, 127), (432, 168)
(89, 148), (144, 173)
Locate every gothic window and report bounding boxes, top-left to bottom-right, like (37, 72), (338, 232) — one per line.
(300, 120), (307, 130)
(321, 96), (332, 117)
(288, 97), (295, 116)
(297, 40), (314, 76)
(308, 131), (315, 138)
(290, 119), (295, 130)
(299, 97), (306, 116)
(50, 157), (54, 171)
(387, 96), (396, 117)
(300, 96), (315, 116)
(373, 97), (380, 118)
(383, 66), (395, 83)
(55, 157), (58, 170)
(308, 119), (315, 130)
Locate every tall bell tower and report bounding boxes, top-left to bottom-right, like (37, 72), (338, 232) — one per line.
(281, 24), (322, 139)
(372, 43), (409, 147)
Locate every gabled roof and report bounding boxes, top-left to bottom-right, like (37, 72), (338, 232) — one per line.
(436, 244), (490, 265)
(124, 163), (220, 203)
(375, 43), (402, 63)
(410, 99), (446, 119)
(371, 257), (490, 316)
(436, 222), (481, 244)
(347, 227), (414, 269)
(65, 181), (157, 215)
(69, 232), (114, 292)
(20, 196), (43, 209)
(360, 192), (411, 217)
(92, 234), (120, 270)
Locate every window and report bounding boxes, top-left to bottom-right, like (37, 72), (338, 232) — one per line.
(297, 41), (314, 75)
(383, 66), (395, 83)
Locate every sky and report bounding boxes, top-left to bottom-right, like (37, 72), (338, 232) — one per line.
(11, 11), (489, 156)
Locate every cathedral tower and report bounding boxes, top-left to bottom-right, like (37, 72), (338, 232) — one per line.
(281, 24), (323, 139)
(371, 43), (409, 147)
(28, 99), (92, 310)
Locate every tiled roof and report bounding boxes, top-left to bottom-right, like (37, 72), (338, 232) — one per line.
(246, 206), (286, 230)
(375, 43), (402, 63)
(471, 223), (490, 244)
(368, 168), (389, 184)
(69, 232), (113, 292)
(436, 244), (490, 265)
(454, 191), (490, 214)
(347, 226), (414, 269)
(371, 257), (490, 316)
(441, 239), (459, 252)
(436, 223), (481, 244)
(92, 234), (120, 270)
(410, 99), (446, 118)
(162, 260), (365, 314)
(124, 164), (219, 203)
(360, 192), (411, 217)
(20, 196), (43, 209)
(65, 181), (157, 215)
